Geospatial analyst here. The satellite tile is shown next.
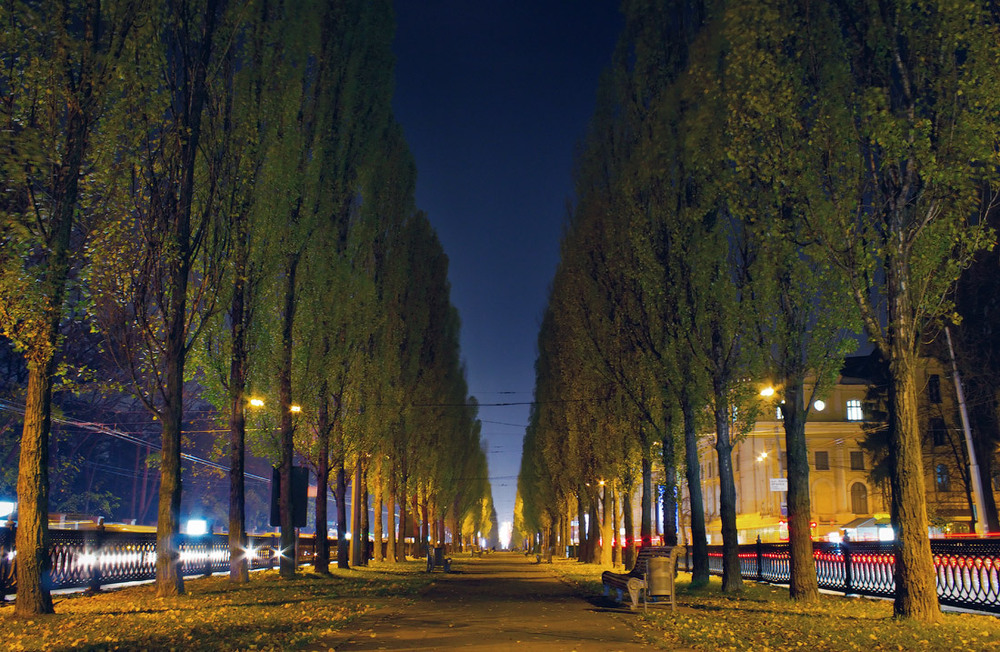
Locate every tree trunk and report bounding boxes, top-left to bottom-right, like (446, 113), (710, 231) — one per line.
(682, 385), (709, 586)
(413, 492), (423, 557)
(373, 480), (384, 563)
(227, 367), (248, 582)
(157, 334), (186, 596)
(588, 488), (602, 564)
(157, 0), (220, 596)
(314, 389), (331, 575)
(451, 496), (462, 551)
(139, 446), (152, 524)
(227, 199), (250, 584)
(662, 412), (678, 546)
(349, 461), (364, 566)
(418, 493), (428, 556)
(361, 479), (370, 565)
(15, 364), (55, 615)
(386, 490), (396, 562)
(612, 485), (621, 566)
(335, 459), (349, 569)
(783, 378), (818, 601)
(576, 491), (587, 561)
(623, 485), (635, 569)
(713, 387), (742, 593)
(641, 455), (653, 546)
(973, 427), (1000, 532)
(397, 483), (408, 562)
(887, 344), (941, 620)
(278, 254), (299, 579)
(601, 484), (613, 566)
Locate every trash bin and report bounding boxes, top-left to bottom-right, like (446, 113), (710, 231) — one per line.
(645, 555), (676, 611)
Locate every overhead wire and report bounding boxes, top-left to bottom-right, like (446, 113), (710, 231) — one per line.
(0, 399), (271, 484)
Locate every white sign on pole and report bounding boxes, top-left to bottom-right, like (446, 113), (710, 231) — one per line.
(769, 477), (788, 492)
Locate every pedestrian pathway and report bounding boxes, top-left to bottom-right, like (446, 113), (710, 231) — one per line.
(322, 552), (672, 651)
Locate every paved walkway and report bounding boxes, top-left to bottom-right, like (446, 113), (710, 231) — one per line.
(322, 552), (673, 651)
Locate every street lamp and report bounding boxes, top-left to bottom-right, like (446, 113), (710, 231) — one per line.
(249, 398), (264, 407)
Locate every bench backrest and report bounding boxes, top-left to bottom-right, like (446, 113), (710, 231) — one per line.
(630, 545), (684, 577)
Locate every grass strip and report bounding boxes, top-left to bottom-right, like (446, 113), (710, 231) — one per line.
(551, 558), (1000, 651)
(0, 561), (433, 651)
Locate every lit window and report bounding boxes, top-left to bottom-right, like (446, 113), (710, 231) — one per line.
(846, 399), (863, 421)
(936, 464), (950, 492)
(814, 451), (830, 470)
(850, 451), (865, 471)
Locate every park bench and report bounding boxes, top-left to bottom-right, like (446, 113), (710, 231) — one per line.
(426, 545), (451, 572)
(601, 545), (684, 611)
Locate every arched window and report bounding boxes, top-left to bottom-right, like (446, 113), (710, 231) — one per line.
(850, 482), (868, 515)
(936, 464), (950, 492)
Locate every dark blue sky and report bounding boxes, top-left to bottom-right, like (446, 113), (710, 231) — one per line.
(392, 1), (622, 526)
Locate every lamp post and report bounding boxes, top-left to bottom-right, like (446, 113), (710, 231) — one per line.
(945, 327), (988, 536)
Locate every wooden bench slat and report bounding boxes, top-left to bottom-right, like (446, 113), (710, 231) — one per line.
(601, 545), (684, 610)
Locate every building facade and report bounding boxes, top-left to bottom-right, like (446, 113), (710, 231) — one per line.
(681, 352), (993, 544)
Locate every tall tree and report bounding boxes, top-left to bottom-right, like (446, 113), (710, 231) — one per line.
(722, 0), (861, 601)
(0, 0), (137, 613)
(813, 0), (1000, 621)
(266, 0), (394, 577)
(91, 0), (228, 597)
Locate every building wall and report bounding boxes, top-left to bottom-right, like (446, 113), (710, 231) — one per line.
(679, 356), (996, 544)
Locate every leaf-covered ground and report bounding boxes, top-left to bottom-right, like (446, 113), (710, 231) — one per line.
(0, 562), (433, 651)
(7, 558), (1000, 650)
(553, 561), (1000, 651)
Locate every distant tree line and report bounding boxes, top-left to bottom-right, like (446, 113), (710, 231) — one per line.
(0, 0), (494, 616)
(517, 0), (1000, 624)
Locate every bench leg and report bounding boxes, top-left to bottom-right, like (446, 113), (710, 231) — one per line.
(628, 585), (640, 610)
(627, 578), (644, 611)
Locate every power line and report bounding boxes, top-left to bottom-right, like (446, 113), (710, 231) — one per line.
(408, 397), (602, 408)
(480, 420), (528, 428)
(0, 400), (271, 484)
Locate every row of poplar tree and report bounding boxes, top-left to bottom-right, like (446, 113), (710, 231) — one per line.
(0, 0), (494, 616)
(517, 0), (1000, 623)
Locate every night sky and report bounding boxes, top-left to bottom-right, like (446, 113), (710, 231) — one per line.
(392, 1), (622, 526)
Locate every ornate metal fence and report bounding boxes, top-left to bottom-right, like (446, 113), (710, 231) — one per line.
(0, 526), (336, 600)
(680, 538), (1000, 613)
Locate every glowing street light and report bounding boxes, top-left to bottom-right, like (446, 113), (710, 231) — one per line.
(813, 399), (826, 411)
(290, 405), (301, 413)
(249, 398), (264, 407)
(186, 519), (208, 535)
(759, 386), (775, 398)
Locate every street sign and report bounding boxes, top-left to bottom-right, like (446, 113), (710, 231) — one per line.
(770, 477), (788, 492)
